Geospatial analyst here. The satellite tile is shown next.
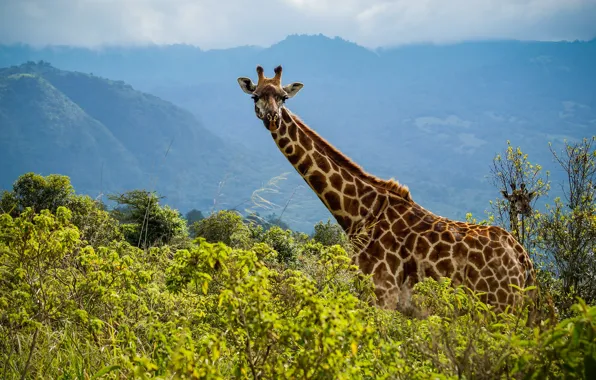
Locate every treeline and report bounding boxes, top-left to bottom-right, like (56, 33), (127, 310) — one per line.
(0, 135), (595, 378)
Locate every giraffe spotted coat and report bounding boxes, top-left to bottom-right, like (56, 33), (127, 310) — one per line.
(237, 65), (536, 313)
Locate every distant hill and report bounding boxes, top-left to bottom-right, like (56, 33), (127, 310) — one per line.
(1, 35), (595, 230)
(0, 62), (270, 219)
(0, 71), (140, 194)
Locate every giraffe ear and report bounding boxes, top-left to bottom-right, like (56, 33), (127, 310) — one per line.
(528, 191), (536, 201)
(501, 190), (510, 199)
(283, 82), (304, 98)
(237, 77), (256, 94)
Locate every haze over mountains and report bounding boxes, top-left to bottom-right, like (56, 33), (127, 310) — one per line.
(1, 34), (595, 231)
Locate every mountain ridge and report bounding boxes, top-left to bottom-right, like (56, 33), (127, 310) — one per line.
(1, 35), (595, 231)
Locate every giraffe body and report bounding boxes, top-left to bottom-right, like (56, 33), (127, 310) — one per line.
(237, 66), (536, 313)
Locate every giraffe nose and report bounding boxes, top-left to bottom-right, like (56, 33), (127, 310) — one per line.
(265, 112), (279, 122)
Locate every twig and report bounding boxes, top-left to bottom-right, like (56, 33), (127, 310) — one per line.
(20, 328), (39, 380)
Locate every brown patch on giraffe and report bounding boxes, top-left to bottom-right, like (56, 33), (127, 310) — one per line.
(452, 271), (464, 286)
(478, 235), (490, 245)
(415, 237), (431, 258)
(312, 151), (331, 173)
(392, 218), (408, 235)
(441, 231), (455, 244)
(487, 277), (499, 290)
(337, 215), (352, 230)
(502, 254), (512, 268)
(482, 245), (494, 259)
(424, 265), (440, 280)
(402, 259), (419, 285)
(344, 183), (356, 197)
(278, 122), (287, 136)
(298, 129), (313, 150)
(374, 287), (386, 303)
(282, 109), (292, 123)
(426, 231), (440, 245)
(452, 242), (467, 262)
(370, 241), (385, 259)
(271, 132), (278, 139)
(278, 137), (290, 149)
(489, 240), (501, 249)
(354, 178), (368, 197)
(361, 192), (377, 208)
(343, 196), (358, 214)
(372, 224), (385, 240)
(402, 234), (417, 257)
(497, 288), (508, 304)
(464, 235), (483, 251)
(297, 156), (313, 176)
(288, 145), (305, 165)
(468, 250), (485, 269)
(476, 278), (489, 292)
(433, 221), (447, 232)
(386, 252), (399, 273)
(329, 173), (343, 189)
(386, 206), (399, 221)
(288, 120), (298, 140)
(307, 170), (327, 194)
(480, 266), (494, 278)
(436, 258), (454, 277)
(467, 266), (479, 283)
(506, 294), (514, 306)
(359, 252), (375, 275)
(324, 191), (342, 211)
(379, 231), (393, 250)
(285, 145), (295, 156)
(359, 206), (368, 217)
(340, 168), (351, 181)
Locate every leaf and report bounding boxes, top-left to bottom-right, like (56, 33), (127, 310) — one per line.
(351, 341), (358, 356)
(91, 365), (121, 379)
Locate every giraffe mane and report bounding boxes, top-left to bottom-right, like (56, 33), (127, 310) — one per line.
(286, 109), (413, 202)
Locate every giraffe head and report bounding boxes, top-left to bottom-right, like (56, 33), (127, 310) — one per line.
(237, 65), (304, 129)
(501, 183), (536, 216)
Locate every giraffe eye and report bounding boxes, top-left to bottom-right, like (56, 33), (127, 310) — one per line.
(251, 95), (259, 102)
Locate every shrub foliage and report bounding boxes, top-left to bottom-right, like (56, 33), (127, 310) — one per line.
(1, 201), (595, 379)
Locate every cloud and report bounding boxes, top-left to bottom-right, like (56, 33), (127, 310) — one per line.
(1, 0), (595, 49)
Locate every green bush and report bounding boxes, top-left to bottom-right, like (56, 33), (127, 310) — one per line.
(190, 210), (251, 248)
(1, 205), (596, 379)
(311, 219), (350, 250)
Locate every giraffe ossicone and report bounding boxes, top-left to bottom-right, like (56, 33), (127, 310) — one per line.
(237, 65), (537, 315)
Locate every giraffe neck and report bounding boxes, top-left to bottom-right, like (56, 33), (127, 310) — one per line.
(270, 107), (411, 233)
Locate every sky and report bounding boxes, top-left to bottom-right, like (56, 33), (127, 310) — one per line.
(1, 0), (596, 50)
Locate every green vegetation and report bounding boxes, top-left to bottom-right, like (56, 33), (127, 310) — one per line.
(1, 168), (596, 379)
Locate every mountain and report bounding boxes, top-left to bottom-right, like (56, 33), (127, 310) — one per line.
(1, 35), (595, 230)
(0, 71), (140, 194)
(0, 62), (269, 218)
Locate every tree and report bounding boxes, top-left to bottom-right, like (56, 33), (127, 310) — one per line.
(539, 137), (596, 308)
(312, 219), (349, 250)
(0, 172), (74, 215)
(0, 173), (122, 247)
(108, 190), (187, 248)
(185, 209), (205, 225)
(189, 210), (250, 248)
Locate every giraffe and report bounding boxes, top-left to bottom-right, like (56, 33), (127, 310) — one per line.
(501, 183), (536, 245)
(237, 65), (537, 314)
